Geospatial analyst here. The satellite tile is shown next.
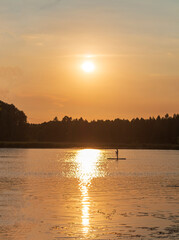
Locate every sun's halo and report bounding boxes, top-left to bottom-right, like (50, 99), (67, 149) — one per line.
(81, 61), (95, 73)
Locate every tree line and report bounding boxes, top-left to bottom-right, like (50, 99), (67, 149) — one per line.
(0, 100), (27, 141)
(0, 100), (179, 145)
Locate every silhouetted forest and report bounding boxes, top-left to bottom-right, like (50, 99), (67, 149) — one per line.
(0, 100), (27, 141)
(0, 100), (179, 145)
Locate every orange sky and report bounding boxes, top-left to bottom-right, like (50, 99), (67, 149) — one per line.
(0, 0), (179, 123)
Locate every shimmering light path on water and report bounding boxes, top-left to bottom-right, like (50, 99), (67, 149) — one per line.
(0, 149), (179, 239)
(74, 149), (101, 234)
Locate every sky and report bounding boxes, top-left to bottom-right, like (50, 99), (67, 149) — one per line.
(0, 0), (179, 123)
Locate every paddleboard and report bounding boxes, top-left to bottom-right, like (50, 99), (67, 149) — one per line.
(107, 158), (126, 160)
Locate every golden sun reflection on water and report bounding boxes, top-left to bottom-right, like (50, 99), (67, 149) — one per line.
(75, 149), (102, 234)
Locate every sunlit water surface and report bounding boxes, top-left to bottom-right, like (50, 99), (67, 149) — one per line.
(0, 149), (178, 239)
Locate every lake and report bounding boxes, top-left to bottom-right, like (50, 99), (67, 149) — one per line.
(0, 148), (178, 239)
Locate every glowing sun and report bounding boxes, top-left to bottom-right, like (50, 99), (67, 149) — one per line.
(82, 61), (95, 73)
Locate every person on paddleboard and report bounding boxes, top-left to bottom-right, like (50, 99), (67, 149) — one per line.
(116, 149), (119, 159)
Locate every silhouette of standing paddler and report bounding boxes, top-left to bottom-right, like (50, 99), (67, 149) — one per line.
(116, 149), (119, 160)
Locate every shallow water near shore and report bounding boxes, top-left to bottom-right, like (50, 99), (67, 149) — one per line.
(0, 148), (178, 239)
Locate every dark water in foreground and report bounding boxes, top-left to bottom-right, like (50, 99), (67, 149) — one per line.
(0, 148), (178, 240)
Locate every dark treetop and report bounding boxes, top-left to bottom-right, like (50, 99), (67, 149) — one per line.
(0, 100), (179, 146)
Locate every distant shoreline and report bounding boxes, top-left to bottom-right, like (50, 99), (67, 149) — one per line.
(0, 142), (179, 150)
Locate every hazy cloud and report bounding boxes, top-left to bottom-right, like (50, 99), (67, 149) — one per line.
(0, 0), (178, 122)
(0, 66), (22, 79)
(39, 0), (61, 10)
(9, 93), (68, 122)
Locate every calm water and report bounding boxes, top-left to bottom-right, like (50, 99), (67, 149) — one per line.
(0, 148), (178, 240)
